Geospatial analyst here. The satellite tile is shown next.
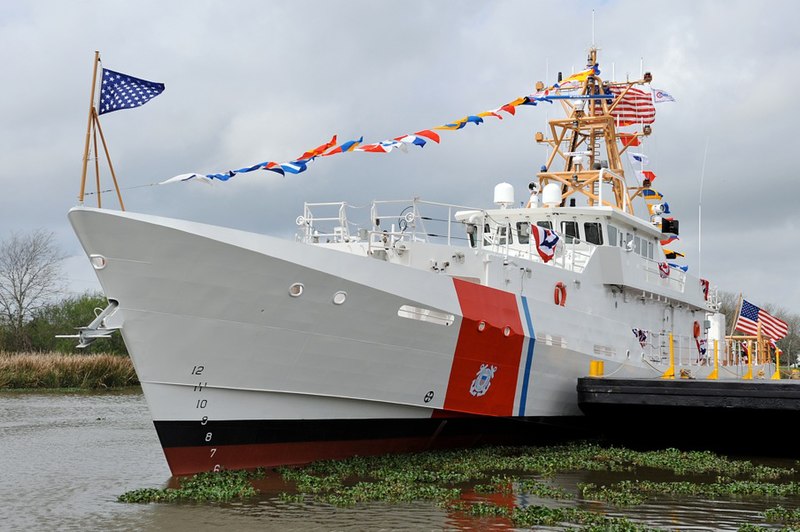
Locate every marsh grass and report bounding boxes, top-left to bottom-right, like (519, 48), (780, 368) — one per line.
(0, 351), (138, 389)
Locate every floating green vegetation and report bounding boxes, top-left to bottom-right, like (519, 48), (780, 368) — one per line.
(118, 442), (799, 530)
(277, 443), (796, 495)
(580, 479), (800, 506)
(474, 474), (572, 499)
(118, 469), (264, 503)
(448, 501), (663, 531)
(764, 505), (800, 525)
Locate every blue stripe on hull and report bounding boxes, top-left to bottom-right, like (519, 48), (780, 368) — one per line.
(518, 296), (536, 416)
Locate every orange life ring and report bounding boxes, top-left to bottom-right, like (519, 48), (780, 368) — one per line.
(554, 282), (567, 307)
(693, 320), (701, 338)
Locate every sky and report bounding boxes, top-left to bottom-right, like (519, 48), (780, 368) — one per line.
(1, 0), (799, 315)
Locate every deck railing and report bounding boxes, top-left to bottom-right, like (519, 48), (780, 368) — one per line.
(640, 257), (686, 292)
(638, 331), (778, 380)
(299, 198), (477, 246)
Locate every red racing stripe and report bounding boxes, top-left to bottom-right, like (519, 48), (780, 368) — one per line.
(444, 279), (525, 416)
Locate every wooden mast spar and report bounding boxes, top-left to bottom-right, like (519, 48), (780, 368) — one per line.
(78, 51), (100, 205)
(78, 51), (125, 211)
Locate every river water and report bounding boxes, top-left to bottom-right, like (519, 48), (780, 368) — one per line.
(0, 390), (796, 531)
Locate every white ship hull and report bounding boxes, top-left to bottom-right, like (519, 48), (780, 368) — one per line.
(69, 206), (728, 474)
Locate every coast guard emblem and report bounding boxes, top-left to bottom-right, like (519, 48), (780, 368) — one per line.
(470, 364), (497, 397)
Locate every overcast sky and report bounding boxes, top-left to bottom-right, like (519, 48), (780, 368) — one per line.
(1, 0), (798, 315)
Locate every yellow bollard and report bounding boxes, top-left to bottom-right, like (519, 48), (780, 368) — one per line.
(707, 339), (719, 380)
(771, 348), (782, 380)
(661, 333), (675, 379)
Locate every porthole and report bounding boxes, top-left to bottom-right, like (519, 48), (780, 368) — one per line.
(477, 321), (486, 332)
(503, 326), (511, 337)
(332, 291), (347, 305)
(288, 283), (304, 297)
(89, 254), (107, 270)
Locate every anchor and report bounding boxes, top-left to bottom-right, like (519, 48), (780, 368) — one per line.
(55, 300), (120, 348)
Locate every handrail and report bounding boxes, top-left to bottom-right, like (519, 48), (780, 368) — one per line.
(302, 198), (479, 245)
(640, 255), (686, 291)
(637, 330), (774, 380)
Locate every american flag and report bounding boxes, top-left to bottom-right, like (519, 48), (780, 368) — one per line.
(99, 68), (165, 115)
(608, 86), (655, 126)
(735, 299), (789, 341)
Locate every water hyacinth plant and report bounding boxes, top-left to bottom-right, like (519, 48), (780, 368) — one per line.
(117, 442), (800, 530)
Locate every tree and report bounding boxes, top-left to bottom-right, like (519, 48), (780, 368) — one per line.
(716, 290), (741, 333)
(0, 230), (65, 350)
(26, 292), (128, 355)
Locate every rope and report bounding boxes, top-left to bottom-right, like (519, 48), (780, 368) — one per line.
(83, 182), (160, 196)
(641, 357), (668, 376)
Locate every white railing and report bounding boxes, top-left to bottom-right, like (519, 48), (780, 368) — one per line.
(297, 202), (353, 243)
(299, 198), (479, 246)
(640, 256), (686, 292)
(484, 233), (596, 273)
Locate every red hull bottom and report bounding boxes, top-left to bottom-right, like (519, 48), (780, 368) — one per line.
(164, 434), (486, 476)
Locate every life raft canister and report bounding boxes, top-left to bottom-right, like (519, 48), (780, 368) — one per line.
(693, 320), (701, 338)
(554, 282), (567, 307)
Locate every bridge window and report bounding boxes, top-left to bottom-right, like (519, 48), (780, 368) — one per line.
(484, 224), (512, 246)
(561, 221), (578, 243)
(584, 222), (603, 245)
(607, 225), (618, 246)
(536, 221), (552, 230)
(516, 222), (530, 244)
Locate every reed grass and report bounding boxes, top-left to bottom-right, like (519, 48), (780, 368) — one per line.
(0, 351), (138, 389)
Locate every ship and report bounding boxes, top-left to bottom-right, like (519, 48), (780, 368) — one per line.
(69, 49), (741, 476)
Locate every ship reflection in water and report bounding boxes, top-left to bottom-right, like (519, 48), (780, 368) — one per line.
(1, 390), (796, 531)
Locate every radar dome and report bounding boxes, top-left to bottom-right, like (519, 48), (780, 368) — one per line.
(494, 182), (514, 208)
(542, 183), (562, 207)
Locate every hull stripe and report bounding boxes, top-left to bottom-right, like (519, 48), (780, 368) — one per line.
(445, 279), (525, 416)
(519, 296), (536, 416)
(152, 416), (574, 475)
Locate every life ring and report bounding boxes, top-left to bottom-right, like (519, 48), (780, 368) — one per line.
(554, 282), (567, 306)
(692, 320), (701, 338)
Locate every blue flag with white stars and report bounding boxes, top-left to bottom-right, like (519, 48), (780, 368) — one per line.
(99, 68), (165, 115)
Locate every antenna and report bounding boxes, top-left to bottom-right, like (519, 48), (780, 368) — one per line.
(698, 138), (710, 277)
(592, 9), (596, 47)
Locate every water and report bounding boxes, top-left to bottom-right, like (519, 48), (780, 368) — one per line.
(0, 390), (797, 531)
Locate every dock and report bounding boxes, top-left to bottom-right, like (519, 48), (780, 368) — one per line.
(576, 377), (800, 453)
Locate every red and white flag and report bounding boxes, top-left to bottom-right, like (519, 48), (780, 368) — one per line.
(609, 86), (655, 126)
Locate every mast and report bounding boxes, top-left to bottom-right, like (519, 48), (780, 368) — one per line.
(79, 51), (101, 204)
(534, 48), (653, 215)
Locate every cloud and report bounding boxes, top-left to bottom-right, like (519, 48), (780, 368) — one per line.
(1, 0), (799, 312)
